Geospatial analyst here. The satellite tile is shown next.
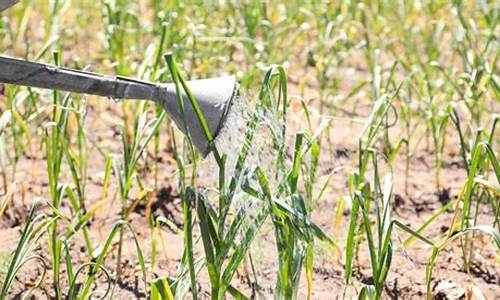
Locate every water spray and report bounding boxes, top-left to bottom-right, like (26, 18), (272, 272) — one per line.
(0, 56), (238, 156)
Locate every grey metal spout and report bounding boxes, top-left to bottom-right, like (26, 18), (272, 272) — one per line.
(0, 56), (237, 156)
(160, 76), (237, 156)
(0, 0), (19, 12)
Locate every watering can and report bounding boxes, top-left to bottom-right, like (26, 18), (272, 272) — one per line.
(0, 55), (237, 156)
(0, 0), (237, 156)
(0, 0), (18, 12)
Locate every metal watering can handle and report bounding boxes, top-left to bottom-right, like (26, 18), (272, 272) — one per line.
(0, 56), (163, 102)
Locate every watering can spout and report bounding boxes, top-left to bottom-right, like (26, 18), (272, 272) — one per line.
(160, 76), (237, 156)
(0, 56), (237, 156)
(0, 0), (19, 12)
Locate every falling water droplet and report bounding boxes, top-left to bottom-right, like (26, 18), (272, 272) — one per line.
(108, 97), (121, 104)
(206, 93), (287, 191)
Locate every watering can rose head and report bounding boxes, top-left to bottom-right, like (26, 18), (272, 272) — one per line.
(158, 76), (238, 156)
(0, 55), (238, 157)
